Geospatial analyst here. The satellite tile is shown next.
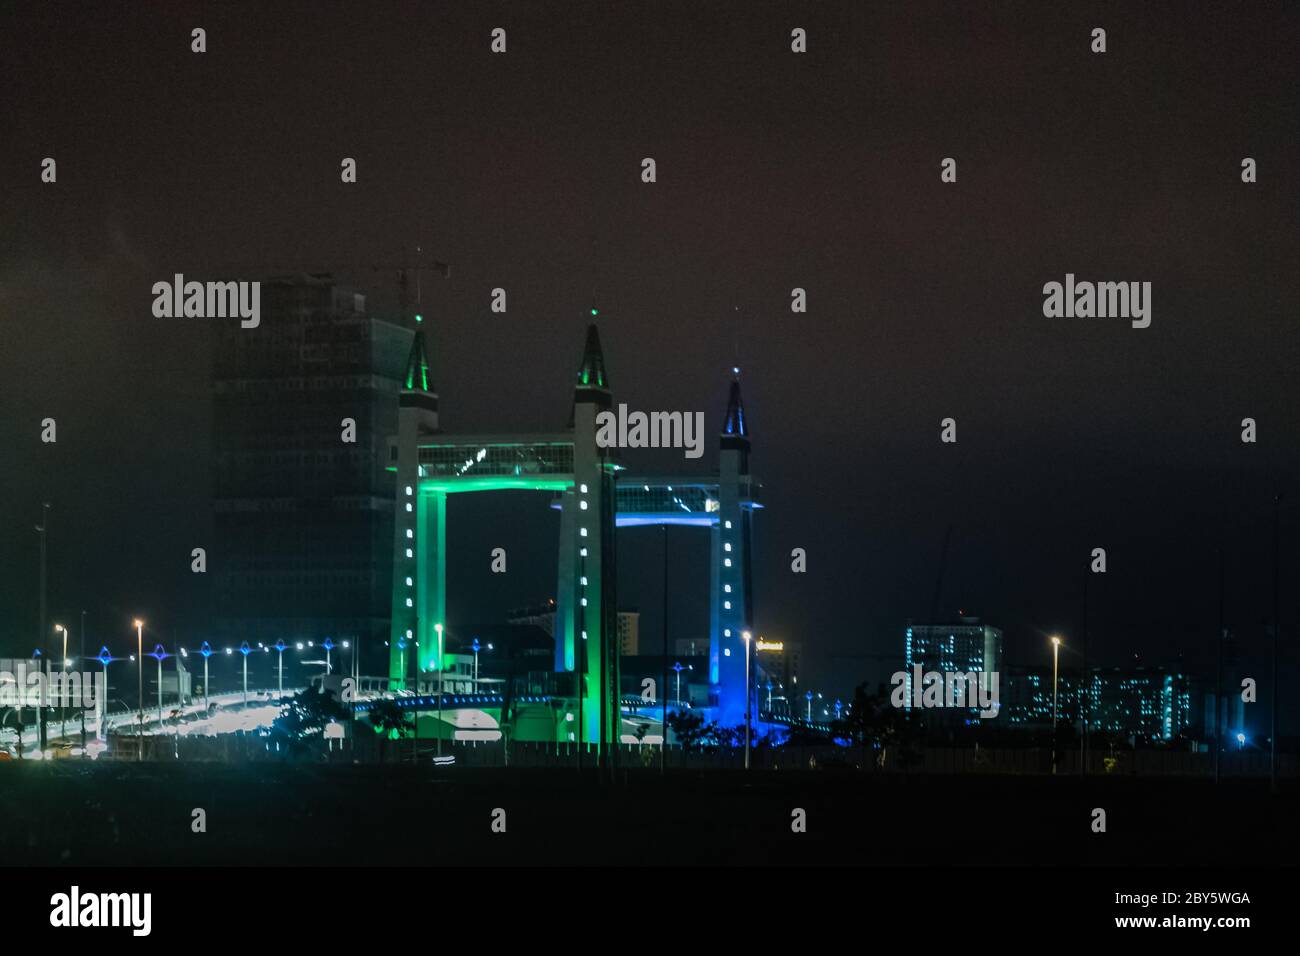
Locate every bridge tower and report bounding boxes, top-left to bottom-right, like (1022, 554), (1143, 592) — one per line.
(709, 370), (755, 725)
(555, 320), (620, 747)
(388, 319), (443, 689)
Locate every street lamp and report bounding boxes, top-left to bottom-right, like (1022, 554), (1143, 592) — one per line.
(435, 623), (444, 759)
(54, 624), (67, 737)
(471, 638), (481, 689)
(147, 644), (170, 725)
(741, 630), (752, 770)
(134, 619), (144, 753)
(672, 661), (685, 708)
(1051, 636), (1062, 775)
(273, 639), (286, 698)
(95, 647), (113, 740)
(238, 641), (250, 705)
(805, 690), (813, 721)
(322, 637), (335, 676)
(198, 641), (213, 708)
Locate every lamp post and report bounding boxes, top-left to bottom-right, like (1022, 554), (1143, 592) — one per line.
(239, 641), (250, 705)
(148, 645), (170, 725)
(1051, 636), (1061, 775)
(54, 624), (67, 737)
(198, 641), (212, 708)
(134, 619), (144, 754)
(273, 639), (285, 698)
(741, 631), (752, 769)
(805, 690), (813, 721)
(322, 636), (335, 676)
(95, 647), (112, 740)
(36, 503), (50, 752)
(435, 623), (444, 759)
(672, 661), (685, 709)
(79, 610), (87, 752)
(471, 638), (481, 689)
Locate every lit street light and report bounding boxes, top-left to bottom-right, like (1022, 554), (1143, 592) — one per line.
(322, 636), (335, 676)
(273, 639), (286, 698)
(741, 630), (752, 770)
(435, 623), (444, 759)
(147, 644), (170, 725)
(1051, 636), (1062, 775)
(134, 619), (144, 754)
(805, 690), (813, 721)
(95, 647), (113, 740)
(54, 624), (67, 736)
(239, 641), (250, 705)
(198, 641), (213, 708)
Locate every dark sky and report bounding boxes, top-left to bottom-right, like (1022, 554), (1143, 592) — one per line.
(2, 2), (1298, 713)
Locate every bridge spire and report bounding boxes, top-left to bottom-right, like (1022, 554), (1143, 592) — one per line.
(402, 326), (434, 394)
(575, 318), (609, 393)
(722, 366), (748, 441)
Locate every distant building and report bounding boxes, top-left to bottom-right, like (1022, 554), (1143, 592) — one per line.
(617, 611), (641, 656)
(212, 274), (413, 667)
(902, 617), (1003, 709)
(507, 602), (640, 655)
(1003, 665), (1194, 743)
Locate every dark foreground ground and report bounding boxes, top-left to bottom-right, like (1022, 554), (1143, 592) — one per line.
(1, 761), (1296, 866)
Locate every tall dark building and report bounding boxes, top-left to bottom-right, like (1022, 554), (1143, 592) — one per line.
(212, 274), (413, 669)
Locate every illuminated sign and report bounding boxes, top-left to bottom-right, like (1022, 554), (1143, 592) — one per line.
(755, 640), (783, 652)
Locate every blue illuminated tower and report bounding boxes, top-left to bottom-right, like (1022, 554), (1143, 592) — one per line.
(710, 370), (756, 725)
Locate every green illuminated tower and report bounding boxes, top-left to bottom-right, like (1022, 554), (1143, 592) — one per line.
(554, 321), (621, 747)
(388, 321), (442, 688)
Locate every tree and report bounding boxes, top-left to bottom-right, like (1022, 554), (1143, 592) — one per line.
(367, 697), (414, 763)
(664, 709), (708, 751)
(271, 687), (348, 756)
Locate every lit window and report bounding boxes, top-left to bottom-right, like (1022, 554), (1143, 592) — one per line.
(580, 548), (588, 557)
(580, 484), (588, 493)
(581, 598), (588, 607)
(406, 529), (413, 539)
(405, 503), (413, 512)
(724, 543), (732, 552)
(405, 599), (413, 607)
(724, 648), (731, 657)
(405, 486), (413, 496)
(724, 601), (731, 610)
(580, 501), (588, 510)
(405, 549), (413, 558)
(724, 584), (732, 593)
(724, 558), (732, 567)
(580, 528), (588, 537)
(724, 629), (731, 637)
(581, 576), (588, 586)
(725, 520), (732, 529)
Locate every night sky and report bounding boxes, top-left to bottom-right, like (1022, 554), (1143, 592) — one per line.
(2, 2), (1298, 712)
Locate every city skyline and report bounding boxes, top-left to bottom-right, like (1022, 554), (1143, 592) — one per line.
(3, 1), (1297, 714)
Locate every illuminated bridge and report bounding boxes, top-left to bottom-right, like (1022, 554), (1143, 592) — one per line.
(385, 313), (764, 750)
